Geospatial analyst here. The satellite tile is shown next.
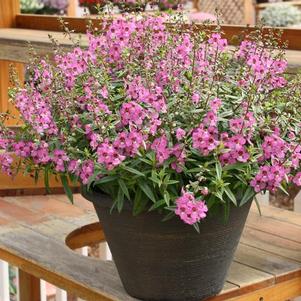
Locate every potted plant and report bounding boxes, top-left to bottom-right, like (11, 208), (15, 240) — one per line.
(1, 15), (301, 301)
(114, 0), (147, 13)
(79, 0), (108, 13)
(259, 3), (301, 27)
(156, 0), (186, 10)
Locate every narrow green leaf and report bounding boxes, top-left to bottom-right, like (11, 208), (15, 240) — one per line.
(139, 157), (153, 165)
(133, 188), (148, 215)
(44, 168), (51, 194)
(60, 175), (73, 204)
(138, 181), (156, 203)
(34, 170), (39, 185)
(223, 162), (247, 171)
(94, 175), (119, 185)
(240, 186), (256, 207)
(162, 211), (175, 222)
(163, 191), (170, 206)
(216, 161), (222, 180)
(118, 178), (130, 200)
(193, 223), (200, 233)
(122, 165), (145, 177)
(116, 186), (124, 213)
(254, 196), (262, 216)
(149, 199), (166, 211)
(224, 186), (237, 206)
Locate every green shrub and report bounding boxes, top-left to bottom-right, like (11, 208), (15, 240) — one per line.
(260, 3), (301, 27)
(20, 0), (43, 13)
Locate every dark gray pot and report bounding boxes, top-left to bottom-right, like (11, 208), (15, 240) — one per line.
(82, 188), (252, 301)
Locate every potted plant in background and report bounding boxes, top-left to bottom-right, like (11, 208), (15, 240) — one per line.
(21, 0), (69, 15)
(1, 14), (301, 301)
(79, 0), (108, 13)
(260, 2), (301, 27)
(113, 0), (147, 13)
(156, 0), (186, 10)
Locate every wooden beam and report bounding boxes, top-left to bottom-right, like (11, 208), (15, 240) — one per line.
(228, 276), (301, 301)
(244, 0), (256, 25)
(67, 0), (77, 17)
(18, 270), (41, 301)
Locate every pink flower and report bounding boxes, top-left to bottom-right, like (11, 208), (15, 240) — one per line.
(0, 153), (13, 176)
(250, 164), (289, 193)
(192, 93), (200, 104)
(80, 160), (94, 184)
(175, 192), (208, 225)
(176, 128), (186, 141)
(97, 141), (125, 170)
(151, 135), (171, 164)
(293, 172), (301, 186)
(120, 102), (145, 126)
(209, 98), (222, 112)
(192, 125), (219, 155)
(52, 149), (69, 172)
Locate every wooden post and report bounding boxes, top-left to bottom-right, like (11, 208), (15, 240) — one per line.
(0, 0), (23, 125)
(67, 0), (77, 17)
(18, 270), (41, 301)
(244, 0), (256, 25)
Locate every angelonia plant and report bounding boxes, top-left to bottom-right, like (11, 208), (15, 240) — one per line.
(1, 14), (301, 230)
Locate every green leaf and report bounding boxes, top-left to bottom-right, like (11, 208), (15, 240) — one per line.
(214, 190), (224, 202)
(223, 201), (230, 224)
(163, 191), (170, 206)
(165, 179), (179, 185)
(122, 165), (146, 177)
(254, 196), (262, 216)
(138, 180), (156, 203)
(94, 175), (119, 185)
(149, 199), (166, 211)
(44, 167), (51, 194)
(118, 178), (130, 200)
(60, 175), (73, 203)
(139, 157), (153, 165)
(224, 186), (237, 206)
(278, 184), (289, 196)
(216, 161), (222, 180)
(162, 211), (175, 222)
(193, 223), (200, 233)
(115, 186), (124, 213)
(223, 162), (247, 171)
(133, 188), (148, 215)
(240, 186), (256, 207)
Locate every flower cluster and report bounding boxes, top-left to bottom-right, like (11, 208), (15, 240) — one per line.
(175, 192), (208, 225)
(2, 14), (301, 227)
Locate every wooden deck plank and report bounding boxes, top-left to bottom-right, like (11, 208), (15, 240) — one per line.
(246, 211), (301, 244)
(228, 277), (301, 301)
(241, 227), (301, 263)
(250, 203), (301, 227)
(234, 244), (301, 283)
(226, 261), (274, 290)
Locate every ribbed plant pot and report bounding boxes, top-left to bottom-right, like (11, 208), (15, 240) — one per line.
(82, 188), (252, 301)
